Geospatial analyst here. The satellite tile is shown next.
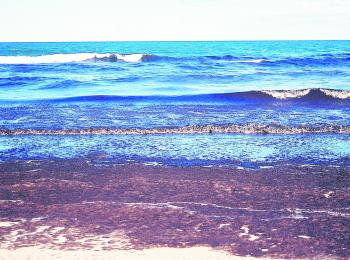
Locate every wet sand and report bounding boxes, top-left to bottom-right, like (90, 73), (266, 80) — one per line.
(0, 246), (273, 260)
(0, 160), (349, 259)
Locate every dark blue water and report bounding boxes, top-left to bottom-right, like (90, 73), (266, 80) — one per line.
(0, 41), (350, 167)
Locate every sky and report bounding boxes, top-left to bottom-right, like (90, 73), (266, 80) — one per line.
(1, 0), (350, 41)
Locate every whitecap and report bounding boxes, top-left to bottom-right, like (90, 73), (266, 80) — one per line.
(321, 89), (350, 99)
(0, 53), (147, 64)
(261, 89), (311, 99)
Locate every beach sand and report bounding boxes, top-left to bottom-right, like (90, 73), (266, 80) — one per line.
(0, 246), (278, 260)
(0, 160), (349, 259)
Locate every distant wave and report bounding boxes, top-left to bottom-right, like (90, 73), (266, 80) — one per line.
(0, 53), (155, 64)
(1, 124), (350, 136)
(270, 53), (350, 66)
(1, 52), (350, 65)
(198, 53), (350, 65)
(0, 53), (261, 64)
(204, 55), (267, 63)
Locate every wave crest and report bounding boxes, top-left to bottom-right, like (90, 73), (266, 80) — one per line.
(261, 89), (311, 99)
(1, 52), (350, 65)
(320, 89), (350, 99)
(260, 88), (350, 100)
(0, 53), (154, 64)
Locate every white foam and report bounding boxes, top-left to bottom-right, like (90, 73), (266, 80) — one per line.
(321, 89), (350, 99)
(241, 59), (265, 63)
(0, 53), (145, 64)
(0, 53), (108, 64)
(262, 89), (311, 99)
(116, 54), (145, 62)
(262, 88), (350, 100)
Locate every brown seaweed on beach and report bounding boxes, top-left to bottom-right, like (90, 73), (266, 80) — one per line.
(0, 160), (350, 258)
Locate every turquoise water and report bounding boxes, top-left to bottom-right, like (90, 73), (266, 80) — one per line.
(1, 41), (349, 58)
(0, 41), (349, 166)
(1, 41), (350, 99)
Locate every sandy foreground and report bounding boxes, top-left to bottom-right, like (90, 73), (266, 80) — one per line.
(0, 247), (278, 260)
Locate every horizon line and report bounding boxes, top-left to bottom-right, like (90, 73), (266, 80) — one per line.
(1, 39), (350, 43)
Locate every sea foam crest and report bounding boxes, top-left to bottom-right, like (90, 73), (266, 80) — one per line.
(115, 54), (145, 62)
(0, 53), (148, 64)
(320, 89), (350, 99)
(261, 88), (350, 100)
(261, 89), (311, 99)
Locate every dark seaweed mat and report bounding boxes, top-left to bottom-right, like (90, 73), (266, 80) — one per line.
(0, 159), (349, 259)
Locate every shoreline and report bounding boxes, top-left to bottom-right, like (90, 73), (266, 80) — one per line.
(1, 160), (349, 259)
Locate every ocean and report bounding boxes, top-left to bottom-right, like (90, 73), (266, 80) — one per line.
(0, 41), (350, 167)
(1, 41), (350, 258)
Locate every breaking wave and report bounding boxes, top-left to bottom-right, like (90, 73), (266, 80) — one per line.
(261, 88), (350, 100)
(1, 52), (350, 65)
(1, 124), (350, 136)
(0, 53), (156, 64)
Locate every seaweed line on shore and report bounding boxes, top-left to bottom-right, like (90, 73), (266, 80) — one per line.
(1, 123), (350, 136)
